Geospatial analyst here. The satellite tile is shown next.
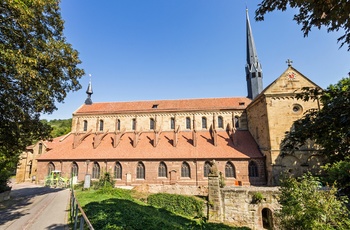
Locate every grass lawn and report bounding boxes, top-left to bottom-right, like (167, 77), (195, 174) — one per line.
(75, 188), (250, 230)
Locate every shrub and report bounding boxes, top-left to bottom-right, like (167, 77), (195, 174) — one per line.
(148, 193), (204, 218)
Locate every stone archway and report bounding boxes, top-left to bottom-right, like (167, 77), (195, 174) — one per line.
(262, 208), (273, 229)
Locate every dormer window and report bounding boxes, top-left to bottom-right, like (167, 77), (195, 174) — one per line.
(239, 102), (245, 106)
(152, 104), (158, 109)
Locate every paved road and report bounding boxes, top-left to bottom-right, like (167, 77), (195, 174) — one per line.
(0, 182), (70, 230)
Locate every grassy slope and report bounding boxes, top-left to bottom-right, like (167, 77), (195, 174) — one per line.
(75, 188), (250, 230)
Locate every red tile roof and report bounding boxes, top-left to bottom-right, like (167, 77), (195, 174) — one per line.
(74, 97), (251, 115)
(38, 130), (262, 161)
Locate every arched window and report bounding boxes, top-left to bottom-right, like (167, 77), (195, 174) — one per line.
(38, 143), (43, 155)
(204, 161), (211, 177)
(71, 162), (79, 177)
(114, 162), (122, 179)
(158, 162), (167, 178)
(234, 116), (240, 128)
(132, 118), (136, 130)
(83, 120), (88, 131)
(218, 116), (224, 128)
(47, 162), (55, 175)
(92, 162), (100, 179)
(202, 117), (207, 129)
(99, 120), (104, 131)
(181, 162), (190, 178)
(262, 208), (274, 229)
(186, 117), (191, 129)
(150, 118), (155, 130)
(117, 119), (121, 131)
(225, 162), (236, 178)
(136, 162), (145, 179)
(170, 117), (175, 129)
(249, 161), (259, 177)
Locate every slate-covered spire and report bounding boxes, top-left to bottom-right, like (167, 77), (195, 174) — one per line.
(245, 9), (263, 100)
(85, 79), (93, 105)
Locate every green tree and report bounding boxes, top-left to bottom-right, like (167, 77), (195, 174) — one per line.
(256, 0), (350, 50)
(0, 0), (84, 191)
(276, 173), (350, 229)
(281, 78), (350, 194)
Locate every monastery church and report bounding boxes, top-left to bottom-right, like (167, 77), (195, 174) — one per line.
(16, 10), (322, 188)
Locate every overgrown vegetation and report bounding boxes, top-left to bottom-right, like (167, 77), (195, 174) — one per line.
(276, 173), (350, 229)
(75, 181), (249, 229)
(148, 193), (204, 218)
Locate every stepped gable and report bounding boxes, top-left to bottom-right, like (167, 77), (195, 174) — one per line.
(37, 130), (262, 161)
(73, 97), (252, 115)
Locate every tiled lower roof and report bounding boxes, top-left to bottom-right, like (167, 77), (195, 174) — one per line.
(74, 97), (251, 115)
(38, 130), (262, 161)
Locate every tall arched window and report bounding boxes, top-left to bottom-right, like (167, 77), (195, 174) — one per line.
(71, 162), (79, 177)
(132, 118), (136, 130)
(150, 118), (155, 130)
(117, 119), (121, 131)
(99, 120), (104, 131)
(92, 162), (100, 179)
(225, 162), (236, 178)
(218, 116), (224, 128)
(249, 161), (259, 177)
(115, 162), (122, 179)
(170, 117), (175, 129)
(186, 117), (191, 129)
(38, 143), (43, 155)
(158, 162), (167, 178)
(83, 120), (88, 131)
(204, 161), (211, 177)
(47, 162), (55, 175)
(181, 162), (190, 178)
(136, 162), (145, 179)
(202, 117), (207, 129)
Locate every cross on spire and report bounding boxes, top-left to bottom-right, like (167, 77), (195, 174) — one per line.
(286, 59), (293, 67)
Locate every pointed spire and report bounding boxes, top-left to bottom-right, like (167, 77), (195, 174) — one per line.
(245, 9), (263, 100)
(85, 74), (93, 105)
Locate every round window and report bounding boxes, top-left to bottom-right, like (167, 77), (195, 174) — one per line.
(292, 104), (303, 114)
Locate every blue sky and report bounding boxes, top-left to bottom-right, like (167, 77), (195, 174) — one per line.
(42, 0), (349, 120)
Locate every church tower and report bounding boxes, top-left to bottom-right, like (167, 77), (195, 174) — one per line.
(245, 9), (263, 100)
(85, 80), (93, 105)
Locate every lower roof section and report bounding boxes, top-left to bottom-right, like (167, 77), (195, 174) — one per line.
(38, 130), (263, 161)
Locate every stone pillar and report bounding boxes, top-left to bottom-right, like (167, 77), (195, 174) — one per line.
(208, 175), (223, 222)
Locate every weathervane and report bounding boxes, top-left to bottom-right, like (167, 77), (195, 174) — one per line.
(286, 59), (293, 67)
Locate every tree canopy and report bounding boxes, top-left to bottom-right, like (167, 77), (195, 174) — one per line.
(256, 0), (350, 50)
(0, 0), (84, 190)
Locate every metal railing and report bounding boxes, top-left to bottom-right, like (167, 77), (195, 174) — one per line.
(70, 190), (94, 230)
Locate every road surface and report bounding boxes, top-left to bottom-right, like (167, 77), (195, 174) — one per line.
(0, 182), (70, 230)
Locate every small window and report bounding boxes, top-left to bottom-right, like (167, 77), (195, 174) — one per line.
(47, 162), (55, 176)
(132, 118), (136, 130)
(225, 162), (236, 178)
(92, 162), (100, 179)
(71, 162), (79, 177)
(152, 104), (158, 109)
(150, 118), (155, 130)
(115, 162), (122, 179)
(170, 117), (175, 129)
(204, 161), (211, 177)
(186, 117), (191, 129)
(136, 162), (145, 179)
(99, 120), (104, 131)
(83, 120), (88, 131)
(202, 117), (207, 129)
(38, 143), (43, 155)
(117, 119), (121, 131)
(234, 116), (240, 128)
(181, 162), (190, 178)
(249, 161), (259, 177)
(218, 116), (224, 128)
(158, 162), (167, 178)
